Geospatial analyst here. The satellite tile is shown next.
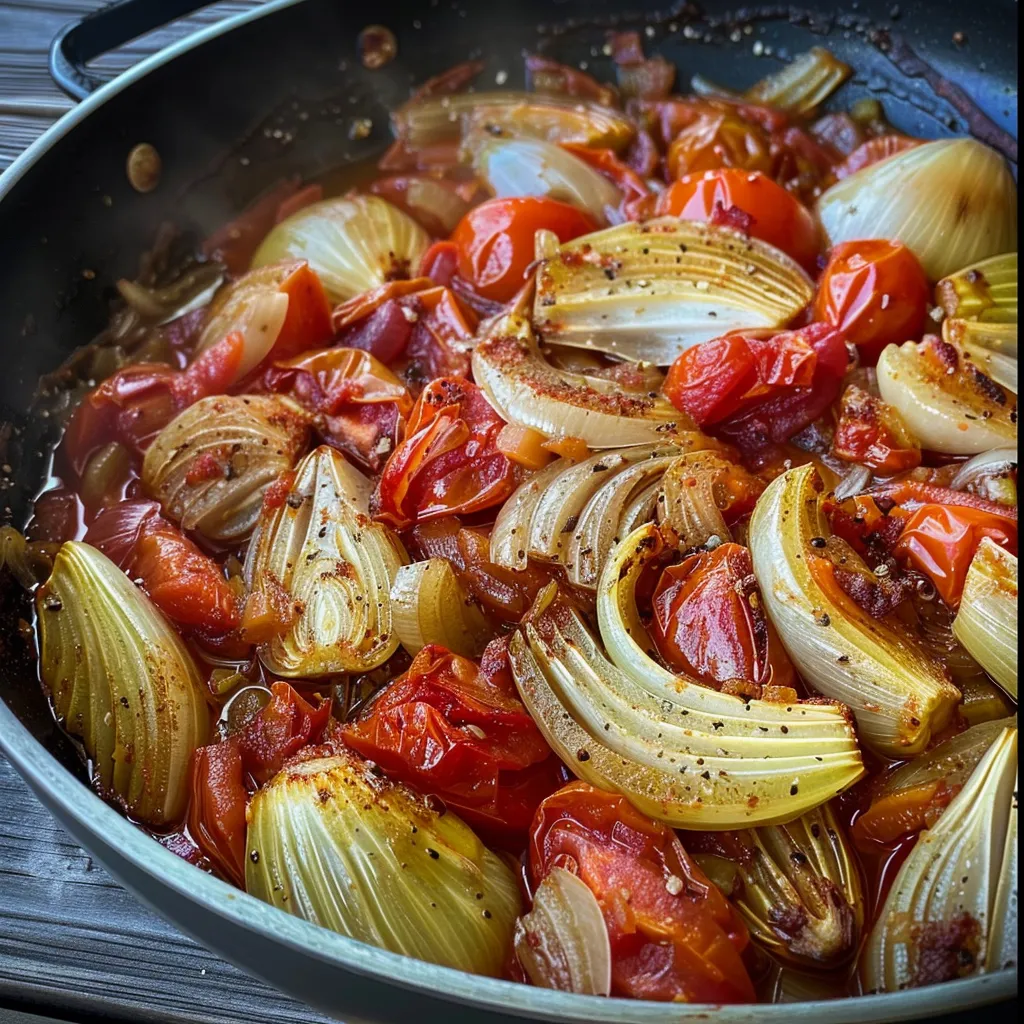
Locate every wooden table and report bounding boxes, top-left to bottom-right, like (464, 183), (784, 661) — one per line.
(0, 10), (334, 1022)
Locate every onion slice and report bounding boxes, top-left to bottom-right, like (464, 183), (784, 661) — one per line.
(245, 445), (406, 676)
(533, 218), (814, 365)
(860, 726), (1018, 991)
(952, 539), (1018, 698)
(749, 464), (959, 756)
(744, 47), (852, 115)
(142, 395), (310, 543)
(36, 542), (209, 825)
(514, 867), (612, 995)
(246, 750), (521, 975)
(472, 294), (703, 449)
(817, 138), (1017, 280)
(511, 583), (863, 829)
(936, 252), (1017, 324)
(390, 558), (494, 658)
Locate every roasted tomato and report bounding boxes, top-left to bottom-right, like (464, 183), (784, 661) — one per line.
(892, 503), (1018, 607)
(813, 240), (929, 365)
(664, 324), (849, 456)
(188, 741), (248, 886)
(342, 642), (563, 839)
(655, 167), (820, 268)
(665, 112), (773, 180)
(529, 782), (755, 1004)
(263, 348), (412, 471)
(650, 542), (794, 697)
(84, 501), (240, 634)
(450, 197), (595, 303)
(852, 779), (959, 850)
(832, 384), (922, 474)
(560, 143), (654, 220)
(834, 135), (919, 180)
(374, 378), (517, 528)
(63, 332), (247, 471)
(410, 517), (553, 624)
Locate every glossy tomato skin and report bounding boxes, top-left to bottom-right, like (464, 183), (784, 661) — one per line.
(893, 503), (1018, 607)
(188, 741), (248, 887)
(831, 384), (922, 475)
(342, 642), (562, 840)
(655, 168), (820, 269)
(529, 782), (755, 1004)
(664, 324), (848, 457)
(813, 240), (929, 365)
(374, 377), (517, 529)
(451, 197), (595, 303)
(650, 543), (794, 695)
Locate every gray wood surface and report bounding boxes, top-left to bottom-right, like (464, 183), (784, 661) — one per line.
(1, 10), (337, 1023)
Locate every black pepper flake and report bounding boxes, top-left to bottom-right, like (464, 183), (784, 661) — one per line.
(483, 909), (492, 919)
(576, 748), (591, 762)
(700, 770), (711, 780)
(426, 848), (440, 859)
(817, 613), (831, 627)
(810, 536), (827, 548)
(790, 784), (799, 796)
(249, 850), (260, 863)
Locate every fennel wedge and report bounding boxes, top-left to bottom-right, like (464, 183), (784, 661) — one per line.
(37, 542), (209, 825)
(472, 302), (692, 448)
(861, 726), (1018, 991)
(245, 445), (406, 676)
(511, 584), (863, 829)
(749, 465), (960, 756)
(532, 218), (813, 365)
(246, 750), (521, 975)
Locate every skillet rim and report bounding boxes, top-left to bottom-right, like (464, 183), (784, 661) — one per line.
(0, 0), (1017, 1019)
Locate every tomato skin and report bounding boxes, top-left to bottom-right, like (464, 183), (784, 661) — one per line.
(813, 240), (929, 365)
(665, 112), (772, 180)
(560, 144), (653, 220)
(268, 262), (334, 363)
(664, 324), (848, 455)
(832, 384), (922, 474)
(852, 779), (957, 850)
(650, 543), (792, 693)
(655, 168), (820, 268)
(450, 198), (596, 303)
(893, 503), (1017, 607)
(374, 378), (517, 529)
(342, 642), (562, 839)
(529, 782), (755, 1004)
(84, 501), (240, 634)
(236, 681), (332, 785)
(188, 740), (248, 886)
(835, 135), (918, 180)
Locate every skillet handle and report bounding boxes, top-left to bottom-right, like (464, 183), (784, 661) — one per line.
(49, 0), (215, 101)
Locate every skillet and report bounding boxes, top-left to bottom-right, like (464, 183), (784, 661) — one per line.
(0, 1), (1017, 1021)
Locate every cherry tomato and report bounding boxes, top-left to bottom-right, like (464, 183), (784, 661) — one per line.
(893, 503), (1017, 607)
(650, 542), (794, 694)
(832, 384), (922, 474)
(374, 378), (517, 529)
(813, 240), (929, 365)
(529, 782), (755, 1004)
(450, 197), (595, 303)
(188, 741), (248, 886)
(85, 501), (241, 634)
(342, 642), (563, 840)
(868, 480), (1018, 521)
(664, 324), (848, 455)
(235, 681), (332, 785)
(264, 347), (412, 472)
(655, 168), (820, 268)
(410, 517), (552, 624)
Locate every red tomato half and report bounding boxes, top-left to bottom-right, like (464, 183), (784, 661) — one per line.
(342, 642), (562, 838)
(664, 324), (848, 455)
(650, 542), (794, 695)
(374, 378), (517, 528)
(814, 240), (929, 365)
(529, 782), (755, 1004)
(451, 197), (595, 303)
(655, 168), (820, 268)
(893, 503), (1017, 607)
